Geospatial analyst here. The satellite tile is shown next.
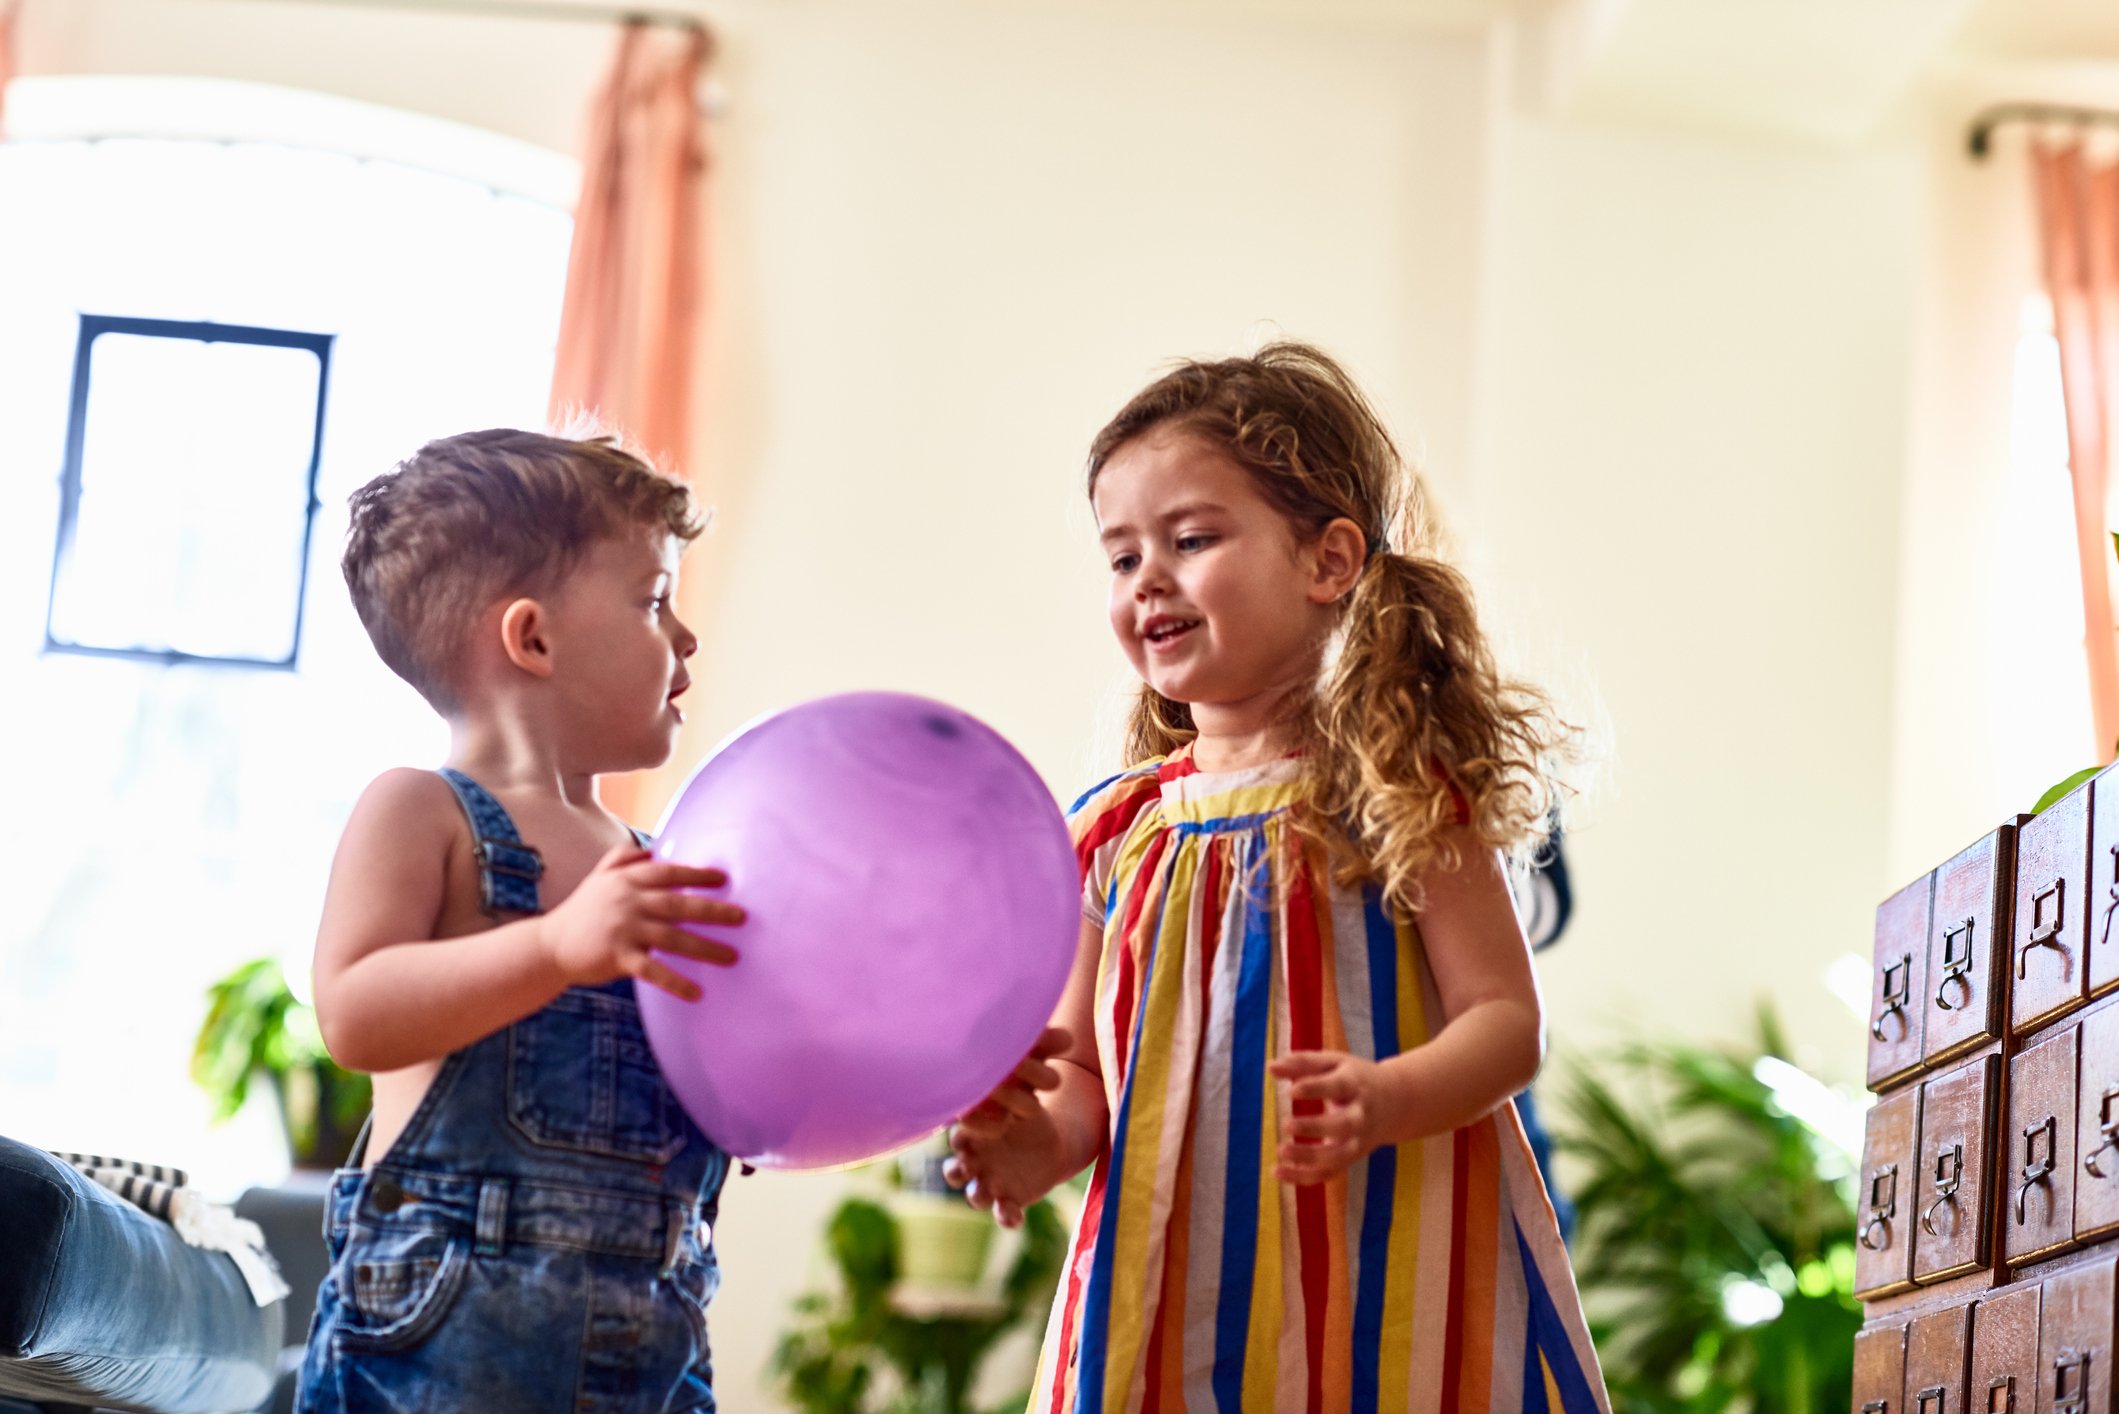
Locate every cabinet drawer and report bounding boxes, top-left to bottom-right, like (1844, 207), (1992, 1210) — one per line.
(1859, 1087), (1922, 1298)
(2076, 1004), (2119, 1243)
(1875, 873), (1936, 1091)
(2014, 786), (2092, 1037)
(1854, 1321), (1909, 1414)
(1906, 1303), (1969, 1414)
(2091, 766), (2119, 1000)
(1915, 1055), (1999, 1284)
(2037, 1256), (2116, 1414)
(2006, 1025), (2081, 1266)
(1926, 825), (2020, 1066)
(1970, 1286), (2038, 1414)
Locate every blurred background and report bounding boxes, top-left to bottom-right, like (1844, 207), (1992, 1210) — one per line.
(3, 0), (2114, 1406)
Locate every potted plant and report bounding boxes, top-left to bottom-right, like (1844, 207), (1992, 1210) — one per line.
(1549, 1004), (1863, 1410)
(772, 1167), (1068, 1414)
(192, 957), (369, 1170)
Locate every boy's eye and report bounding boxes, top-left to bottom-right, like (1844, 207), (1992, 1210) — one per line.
(1110, 552), (1140, 574)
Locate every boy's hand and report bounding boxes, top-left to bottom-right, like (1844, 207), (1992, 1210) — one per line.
(1270, 1050), (1391, 1185)
(535, 845), (743, 1000)
(944, 1026), (1071, 1228)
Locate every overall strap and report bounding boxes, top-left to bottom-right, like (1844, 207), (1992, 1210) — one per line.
(437, 768), (545, 916)
(628, 825), (653, 849)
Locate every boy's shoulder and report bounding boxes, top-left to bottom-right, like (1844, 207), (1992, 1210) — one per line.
(341, 768), (469, 859)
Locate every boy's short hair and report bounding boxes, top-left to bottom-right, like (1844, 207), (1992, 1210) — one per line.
(343, 428), (704, 712)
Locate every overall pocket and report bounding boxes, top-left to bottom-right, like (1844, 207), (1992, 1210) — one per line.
(507, 985), (686, 1164)
(331, 1223), (470, 1354)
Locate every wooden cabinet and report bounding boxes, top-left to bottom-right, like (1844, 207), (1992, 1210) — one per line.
(1875, 873), (1936, 1091)
(1860, 1088), (1922, 1298)
(1906, 1304), (1970, 1412)
(2036, 1257), (2116, 1414)
(1854, 1321), (1909, 1414)
(1916, 1056), (2000, 1284)
(1926, 827), (2019, 1066)
(2007, 1026), (2082, 1266)
(2014, 786), (2092, 1038)
(1971, 1287), (2039, 1414)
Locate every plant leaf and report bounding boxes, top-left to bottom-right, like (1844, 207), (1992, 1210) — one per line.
(2035, 765), (2101, 815)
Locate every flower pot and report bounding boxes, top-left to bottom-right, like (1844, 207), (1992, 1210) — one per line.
(888, 1192), (996, 1289)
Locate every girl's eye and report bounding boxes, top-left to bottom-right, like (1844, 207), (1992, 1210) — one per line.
(1176, 533), (1214, 553)
(1111, 553), (1140, 574)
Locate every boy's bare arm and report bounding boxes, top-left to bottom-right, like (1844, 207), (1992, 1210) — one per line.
(312, 770), (740, 1074)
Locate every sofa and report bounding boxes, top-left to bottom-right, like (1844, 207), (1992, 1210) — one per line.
(0, 1137), (328, 1414)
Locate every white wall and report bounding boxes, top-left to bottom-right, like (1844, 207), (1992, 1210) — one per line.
(1466, 102), (1921, 1082)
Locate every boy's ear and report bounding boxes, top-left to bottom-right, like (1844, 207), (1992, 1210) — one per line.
(1308, 517), (1367, 604)
(499, 597), (556, 678)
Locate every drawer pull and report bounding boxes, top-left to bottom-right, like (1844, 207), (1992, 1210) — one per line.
(1863, 1404), (1888, 1414)
(1915, 1387), (1946, 1414)
(1861, 1162), (1899, 1250)
(1937, 917), (1977, 1010)
(2017, 1115), (2057, 1225)
(2087, 1086), (2119, 1179)
(1922, 1141), (1963, 1236)
(1875, 953), (1913, 1041)
(2053, 1349), (2090, 1414)
(1987, 1374), (2014, 1412)
(2020, 877), (2072, 981)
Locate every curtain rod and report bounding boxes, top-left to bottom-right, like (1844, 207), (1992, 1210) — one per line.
(216, 0), (710, 31)
(1968, 103), (2119, 160)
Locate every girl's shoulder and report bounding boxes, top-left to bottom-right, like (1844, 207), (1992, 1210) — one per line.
(1065, 759), (1164, 850)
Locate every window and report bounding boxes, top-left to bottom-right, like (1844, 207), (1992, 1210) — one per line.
(0, 77), (577, 1189)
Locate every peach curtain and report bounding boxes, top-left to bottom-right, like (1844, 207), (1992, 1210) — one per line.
(0, 2), (21, 138)
(549, 20), (712, 824)
(2032, 141), (2119, 761)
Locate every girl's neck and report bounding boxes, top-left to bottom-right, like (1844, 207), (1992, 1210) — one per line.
(1186, 698), (1307, 774)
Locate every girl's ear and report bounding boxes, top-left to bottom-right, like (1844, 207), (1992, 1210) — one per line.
(499, 597), (556, 678)
(1307, 517), (1368, 604)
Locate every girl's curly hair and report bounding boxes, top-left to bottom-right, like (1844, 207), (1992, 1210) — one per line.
(1088, 341), (1569, 915)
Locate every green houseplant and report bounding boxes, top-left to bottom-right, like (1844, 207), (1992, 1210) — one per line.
(192, 957), (370, 1169)
(1550, 1006), (1862, 1411)
(772, 1179), (1068, 1414)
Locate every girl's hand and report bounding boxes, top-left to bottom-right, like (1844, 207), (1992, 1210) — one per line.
(944, 1027), (1071, 1227)
(1270, 1050), (1394, 1185)
(535, 845), (744, 999)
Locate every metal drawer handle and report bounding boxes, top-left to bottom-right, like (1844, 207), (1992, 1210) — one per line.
(2021, 877), (2072, 981)
(1988, 1373), (2014, 1412)
(1937, 917), (1977, 1010)
(1862, 1162), (1899, 1250)
(1875, 953), (1913, 1040)
(2055, 1348), (2091, 1414)
(2018, 1115), (2057, 1225)
(1923, 1141), (1964, 1236)
(2104, 842), (2119, 951)
(1916, 1386), (1946, 1414)
(1863, 1403), (1888, 1414)
(2088, 1085), (2119, 1179)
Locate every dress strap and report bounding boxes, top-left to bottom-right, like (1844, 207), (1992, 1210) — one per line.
(436, 768), (545, 916)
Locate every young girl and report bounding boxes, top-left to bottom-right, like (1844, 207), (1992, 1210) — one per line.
(949, 344), (1609, 1410)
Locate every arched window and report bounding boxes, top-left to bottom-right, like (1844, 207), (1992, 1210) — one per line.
(0, 76), (576, 1185)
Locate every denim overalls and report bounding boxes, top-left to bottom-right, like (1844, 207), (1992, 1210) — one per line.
(296, 771), (730, 1414)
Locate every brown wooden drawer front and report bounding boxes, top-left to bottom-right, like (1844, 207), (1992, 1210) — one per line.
(1916, 1056), (2000, 1283)
(2076, 1004), (2119, 1244)
(1875, 873), (1936, 1090)
(1906, 1303), (1970, 1413)
(2037, 1256), (2116, 1414)
(2014, 787), (2092, 1037)
(2091, 769), (2119, 999)
(1855, 1322), (1909, 1414)
(2007, 1026), (2081, 1266)
(1971, 1286), (2039, 1414)
(1860, 1088), (1922, 1298)
(1927, 827), (2017, 1065)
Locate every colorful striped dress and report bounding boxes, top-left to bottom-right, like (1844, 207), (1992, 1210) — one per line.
(1030, 748), (1608, 1413)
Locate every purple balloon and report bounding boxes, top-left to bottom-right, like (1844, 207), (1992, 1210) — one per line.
(639, 692), (1080, 1172)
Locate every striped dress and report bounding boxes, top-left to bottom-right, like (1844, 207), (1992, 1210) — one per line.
(1030, 748), (1609, 1414)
